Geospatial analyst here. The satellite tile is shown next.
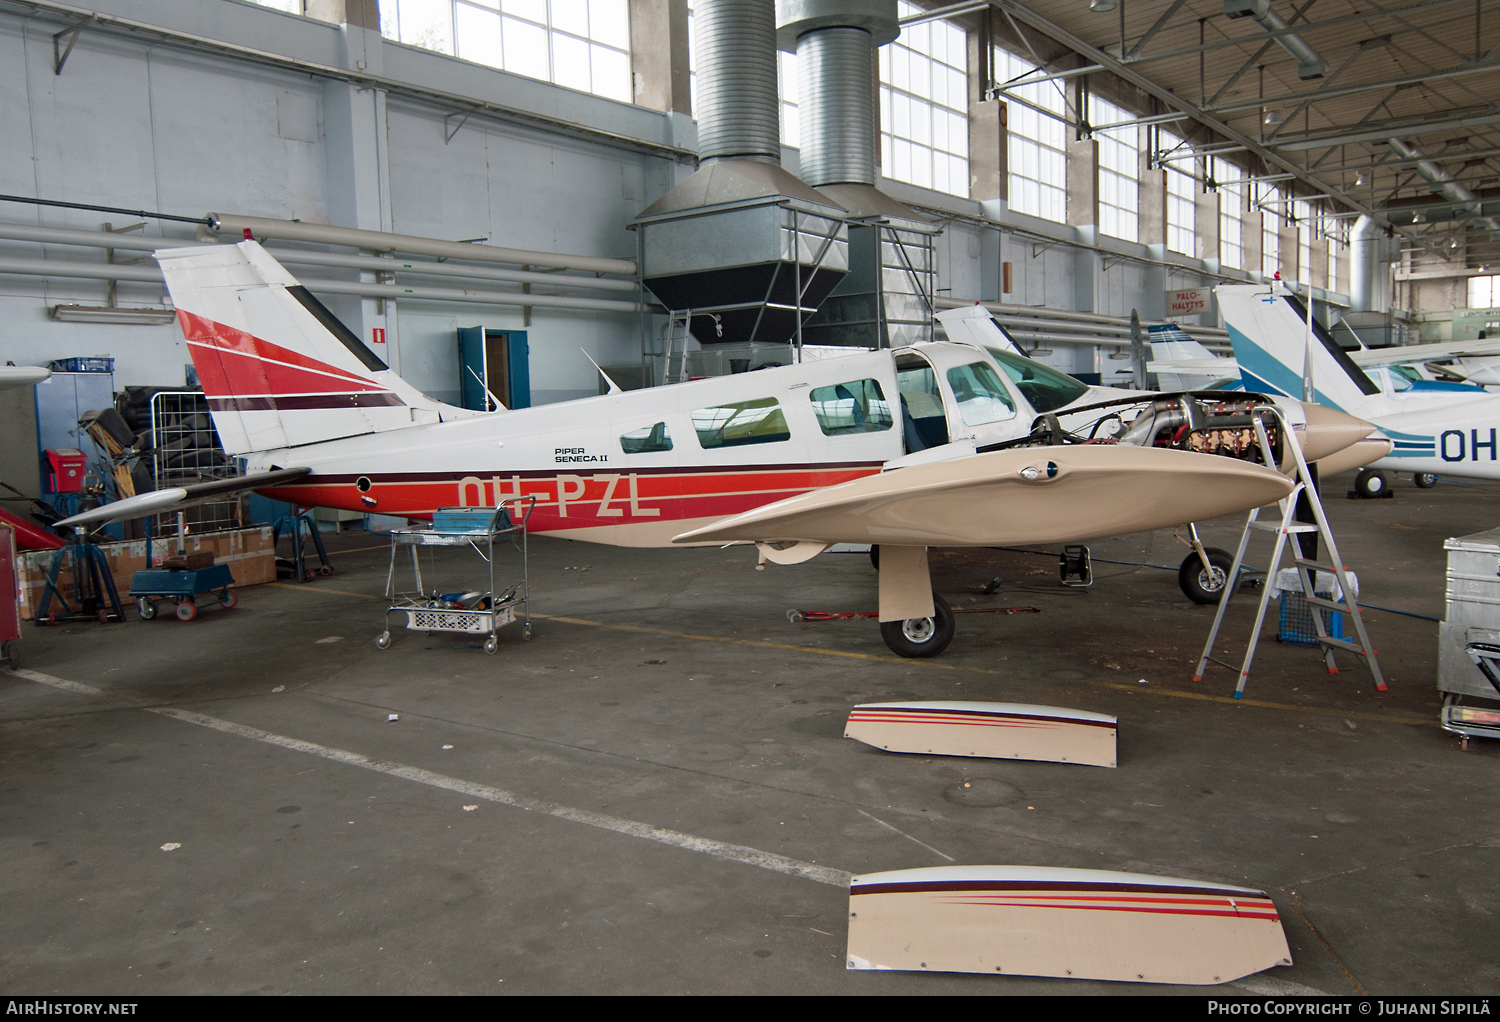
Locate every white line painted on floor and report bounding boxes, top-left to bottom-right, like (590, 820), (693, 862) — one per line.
(856, 808), (955, 862)
(146, 706), (853, 889)
(11, 669), (103, 696)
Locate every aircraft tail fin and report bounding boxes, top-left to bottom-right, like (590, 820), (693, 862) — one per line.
(156, 241), (469, 456)
(1216, 284), (1381, 414)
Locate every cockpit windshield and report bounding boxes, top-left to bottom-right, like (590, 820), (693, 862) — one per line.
(984, 347), (1090, 412)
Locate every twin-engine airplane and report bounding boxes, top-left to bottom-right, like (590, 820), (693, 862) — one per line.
(57, 242), (1374, 656)
(1219, 283), (1500, 496)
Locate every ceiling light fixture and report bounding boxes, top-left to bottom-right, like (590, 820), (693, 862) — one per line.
(49, 304), (177, 325)
(1090, 0), (1117, 11)
(1355, 171), (1370, 186)
(1263, 110), (1284, 127)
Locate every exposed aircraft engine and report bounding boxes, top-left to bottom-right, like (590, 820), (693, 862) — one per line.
(986, 393), (1287, 469)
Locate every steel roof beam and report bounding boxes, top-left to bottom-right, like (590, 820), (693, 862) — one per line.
(1271, 110), (1500, 151)
(984, 0), (1389, 226)
(1211, 58), (1500, 112)
(1123, 0), (1476, 65)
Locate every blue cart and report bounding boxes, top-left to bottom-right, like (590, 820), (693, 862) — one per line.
(129, 563), (238, 622)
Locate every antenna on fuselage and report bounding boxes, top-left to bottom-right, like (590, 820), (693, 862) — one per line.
(581, 348), (623, 395)
(466, 366), (507, 412)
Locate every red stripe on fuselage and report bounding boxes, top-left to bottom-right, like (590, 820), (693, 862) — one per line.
(257, 463), (883, 535)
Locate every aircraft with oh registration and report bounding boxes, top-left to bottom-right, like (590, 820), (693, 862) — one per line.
(1218, 283), (1500, 486)
(52, 242), (1376, 657)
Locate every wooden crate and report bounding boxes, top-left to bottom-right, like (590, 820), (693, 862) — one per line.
(15, 525), (275, 619)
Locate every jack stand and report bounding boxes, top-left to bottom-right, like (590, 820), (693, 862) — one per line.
(272, 510), (333, 582)
(35, 526), (125, 624)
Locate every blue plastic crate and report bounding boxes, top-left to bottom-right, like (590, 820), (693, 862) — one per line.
(48, 357), (115, 373)
(432, 506), (511, 532)
(1277, 592), (1345, 646)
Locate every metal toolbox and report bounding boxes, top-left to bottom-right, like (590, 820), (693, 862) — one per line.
(1439, 527), (1500, 699)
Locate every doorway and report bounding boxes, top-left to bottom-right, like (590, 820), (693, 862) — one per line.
(458, 328), (530, 411)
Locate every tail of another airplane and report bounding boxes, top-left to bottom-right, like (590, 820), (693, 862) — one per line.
(156, 241), (471, 456)
(1216, 284), (1382, 415)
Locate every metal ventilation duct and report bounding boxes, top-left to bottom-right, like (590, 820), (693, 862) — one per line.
(1349, 214), (1388, 313)
(777, 0), (940, 348)
(1386, 138), (1500, 234)
(694, 0), (782, 163)
(1223, 0), (1328, 80)
(630, 0), (848, 353)
(797, 27), (876, 187)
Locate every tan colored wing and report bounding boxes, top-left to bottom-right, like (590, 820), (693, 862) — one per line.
(673, 445), (1292, 548)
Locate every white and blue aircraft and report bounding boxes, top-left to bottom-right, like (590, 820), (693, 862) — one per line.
(1218, 283), (1500, 495)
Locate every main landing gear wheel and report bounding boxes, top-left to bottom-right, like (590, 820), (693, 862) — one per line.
(879, 593), (955, 658)
(137, 598), (157, 620)
(1415, 472), (1438, 489)
(175, 601), (197, 622)
(869, 545), (880, 571)
(1354, 468), (1391, 498)
(1179, 547), (1235, 605)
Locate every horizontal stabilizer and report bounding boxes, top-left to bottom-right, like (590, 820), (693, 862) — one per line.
(0, 366), (50, 392)
(847, 865), (1292, 983)
(845, 701), (1116, 767)
(672, 446), (1293, 548)
(1348, 338), (1500, 368)
(54, 468), (312, 528)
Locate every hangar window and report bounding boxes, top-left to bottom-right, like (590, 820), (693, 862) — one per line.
(878, 2), (969, 197)
(380, 0), (632, 103)
(620, 422), (673, 453)
(946, 362), (1016, 426)
(994, 48), (1067, 224)
(692, 398), (791, 449)
(1091, 96), (1139, 244)
(1213, 156), (1246, 271)
(1257, 181), (1283, 279)
(810, 379), (894, 436)
(1469, 275), (1500, 309)
(1162, 132), (1196, 256)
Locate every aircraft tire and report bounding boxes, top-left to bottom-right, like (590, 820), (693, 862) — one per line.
(870, 545), (880, 571)
(1414, 473), (1438, 489)
(879, 593), (955, 658)
(1354, 468), (1390, 498)
(1178, 548), (1235, 605)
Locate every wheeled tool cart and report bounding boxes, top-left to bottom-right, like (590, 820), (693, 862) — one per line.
(377, 498), (534, 655)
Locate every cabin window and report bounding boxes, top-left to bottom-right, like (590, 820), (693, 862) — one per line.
(984, 347), (1089, 412)
(620, 422), (673, 453)
(946, 362), (1017, 426)
(692, 397), (791, 448)
(809, 379), (894, 436)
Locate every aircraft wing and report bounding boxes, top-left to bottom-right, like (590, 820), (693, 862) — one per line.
(1347, 339), (1500, 368)
(53, 468), (313, 529)
(672, 445), (1292, 548)
(0, 366), (50, 391)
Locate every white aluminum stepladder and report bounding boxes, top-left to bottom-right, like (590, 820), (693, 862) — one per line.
(1192, 404), (1386, 698)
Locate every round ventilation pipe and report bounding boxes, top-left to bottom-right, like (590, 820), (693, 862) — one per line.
(796, 27), (875, 187)
(694, 0), (782, 163)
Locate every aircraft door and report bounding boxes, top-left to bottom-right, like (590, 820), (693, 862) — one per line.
(895, 353), (950, 452)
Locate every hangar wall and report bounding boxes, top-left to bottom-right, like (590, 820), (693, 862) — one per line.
(0, 0), (1246, 402)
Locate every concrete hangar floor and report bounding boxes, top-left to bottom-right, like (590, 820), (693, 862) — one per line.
(2, 468), (1497, 996)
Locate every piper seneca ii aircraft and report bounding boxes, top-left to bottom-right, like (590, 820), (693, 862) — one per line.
(57, 242), (1377, 657)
